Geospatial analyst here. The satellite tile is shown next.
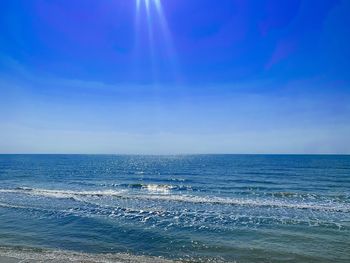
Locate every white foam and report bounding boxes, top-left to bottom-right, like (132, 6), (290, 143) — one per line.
(131, 194), (350, 212)
(0, 188), (125, 200)
(0, 187), (349, 213)
(0, 202), (27, 209)
(144, 184), (172, 193)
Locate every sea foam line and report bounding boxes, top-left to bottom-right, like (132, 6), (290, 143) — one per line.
(0, 188), (126, 199)
(0, 187), (349, 212)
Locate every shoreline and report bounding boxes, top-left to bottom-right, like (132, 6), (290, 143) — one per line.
(0, 247), (181, 263)
(0, 256), (18, 263)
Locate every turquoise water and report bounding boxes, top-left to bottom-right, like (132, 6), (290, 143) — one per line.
(0, 155), (349, 262)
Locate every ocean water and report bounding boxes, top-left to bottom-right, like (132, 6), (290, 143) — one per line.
(0, 154), (349, 262)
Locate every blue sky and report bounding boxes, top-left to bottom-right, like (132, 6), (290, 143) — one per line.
(0, 0), (349, 154)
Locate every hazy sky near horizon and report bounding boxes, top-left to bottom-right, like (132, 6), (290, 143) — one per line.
(0, 0), (350, 154)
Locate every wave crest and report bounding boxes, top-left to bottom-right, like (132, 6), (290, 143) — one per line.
(1, 187), (349, 212)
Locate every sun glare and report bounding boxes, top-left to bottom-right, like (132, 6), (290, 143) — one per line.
(136, 0), (162, 13)
(134, 0), (179, 82)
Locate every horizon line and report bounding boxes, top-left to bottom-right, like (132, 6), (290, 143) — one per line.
(0, 153), (349, 156)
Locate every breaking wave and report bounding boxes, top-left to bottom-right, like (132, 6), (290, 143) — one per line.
(1, 187), (349, 212)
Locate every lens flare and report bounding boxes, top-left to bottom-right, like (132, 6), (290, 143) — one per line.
(134, 0), (179, 83)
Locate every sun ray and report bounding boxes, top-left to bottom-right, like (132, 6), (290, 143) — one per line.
(144, 0), (150, 11)
(134, 0), (181, 83)
(152, 0), (180, 80)
(136, 0), (141, 13)
(145, 0), (157, 81)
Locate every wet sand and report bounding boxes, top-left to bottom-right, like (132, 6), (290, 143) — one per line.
(0, 249), (180, 263)
(0, 256), (19, 263)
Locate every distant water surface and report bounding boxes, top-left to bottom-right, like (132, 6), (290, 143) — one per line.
(0, 155), (349, 262)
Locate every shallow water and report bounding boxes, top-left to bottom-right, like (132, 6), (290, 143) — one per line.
(0, 155), (349, 262)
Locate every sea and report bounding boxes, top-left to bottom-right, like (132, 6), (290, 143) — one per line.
(0, 154), (349, 262)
